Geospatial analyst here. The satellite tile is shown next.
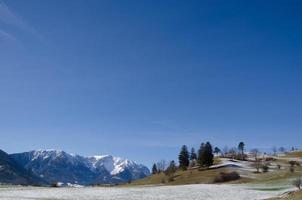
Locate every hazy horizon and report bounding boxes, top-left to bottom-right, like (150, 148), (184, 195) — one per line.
(1, 0), (301, 167)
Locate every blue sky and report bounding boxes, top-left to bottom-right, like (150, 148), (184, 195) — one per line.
(0, 0), (302, 167)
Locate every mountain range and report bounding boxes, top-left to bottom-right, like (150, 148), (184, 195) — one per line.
(0, 149), (150, 185)
(0, 149), (44, 185)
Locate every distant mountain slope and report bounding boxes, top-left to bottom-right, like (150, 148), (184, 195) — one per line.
(0, 149), (43, 185)
(10, 150), (150, 185)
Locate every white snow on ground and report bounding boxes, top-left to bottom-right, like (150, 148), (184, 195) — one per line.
(210, 158), (255, 172)
(0, 184), (292, 200)
(210, 158), (244, 169)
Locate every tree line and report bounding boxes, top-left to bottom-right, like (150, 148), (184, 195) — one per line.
(152, 141), (216, 175)
(150, 141), (301, 185)
(151, 142), (299, 176)
(151, 141), (250, 174)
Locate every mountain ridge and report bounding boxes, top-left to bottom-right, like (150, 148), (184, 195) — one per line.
(0, 149), (45, 185)
(10, 149), (150, 185)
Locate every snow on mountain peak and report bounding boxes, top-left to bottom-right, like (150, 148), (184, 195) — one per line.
(10, 149), (150, 185)
(91, 155), (112, 161)
(88, 155), (138, 175)
(27, 150), (149, 176)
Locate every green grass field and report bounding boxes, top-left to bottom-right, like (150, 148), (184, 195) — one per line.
(132, 158), (249, 185)
(285, 151), (302, 158)
(131, 167), (250, 186)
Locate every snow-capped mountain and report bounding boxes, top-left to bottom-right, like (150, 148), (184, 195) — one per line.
(10, 150), (150, 185)
(0, 149), (45, 185)
(88, 155), (150, 177)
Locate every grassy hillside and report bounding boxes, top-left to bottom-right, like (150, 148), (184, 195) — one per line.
(131, 157), (251, 186)
(131, 154), (302, 187)
(249, 164), (302, 185)
(126, 153), (302, 200)
(264, 151), (302, 200)
(133, 158), (228, 185)
(131, 167), (249, 186)
(285, 151), (302, 158)
(130, 152), (302, 200)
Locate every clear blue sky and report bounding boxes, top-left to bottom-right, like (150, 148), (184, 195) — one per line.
(0, 0), (301, 167)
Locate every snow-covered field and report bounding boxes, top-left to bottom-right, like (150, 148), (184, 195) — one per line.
(0, 184), (290, 200)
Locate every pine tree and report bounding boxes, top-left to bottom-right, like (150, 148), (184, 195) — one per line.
(198, 142), (214, 167)
(152, 163), (158, 174)
(214, 147), (221, 155)
(197, 143), (205, 166)
(165, 160), (177, 176)
(204, 142), (214, 166)
(238, 142), (245, 160)
(190, 147), (197, 161)
(178, 145), (190, 170)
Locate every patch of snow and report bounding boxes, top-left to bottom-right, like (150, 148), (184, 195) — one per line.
(67, 183), (83, 188)
(0, 184), (294, 200)
(212, 158), (255, 172)
(57, 182), (64, 187)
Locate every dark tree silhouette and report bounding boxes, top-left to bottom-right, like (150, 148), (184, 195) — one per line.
(197, 143), (205, 166)
(204, 142), (214, 166)
(178, 145), (190, 170)
(152, 163), (158, 174)
(198, 142), (214, 167)
(238, 142), (245, 160)
(214, 147), (221, 155)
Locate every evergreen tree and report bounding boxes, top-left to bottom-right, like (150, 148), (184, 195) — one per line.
(214, 147), (221, 155)
(197, 143), (205, 166)
(178, 145), (190, 170)
(165, 160), (177, 176)
(204, 142), (214, 166)
(190, 147), (197, 161)
(152, 163), (158, 174)
(198, 142), (214, 167)
(165, 160), (177, 182)
(238, 142), (245, 160)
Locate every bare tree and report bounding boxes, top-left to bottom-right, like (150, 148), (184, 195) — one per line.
(228, 147), (237, 159)
(250, 148), (260, 161)
(252, 159), (262, 173)
(262, 163), (269, 173)
(250, 148), (261, 173)
(222, 146), (229, 157)
(156, 160), (166, 173)
(272, 146), (277, 156)
(279, 147), (286, 153)
(293, 177), (302, 190)
(165, 160), (177, 182)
